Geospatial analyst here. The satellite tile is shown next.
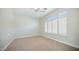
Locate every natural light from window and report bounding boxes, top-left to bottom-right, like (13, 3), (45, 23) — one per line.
(44, 10), (67, 36)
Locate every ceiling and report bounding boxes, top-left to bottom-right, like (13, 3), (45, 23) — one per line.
(14, 8), (56, 19)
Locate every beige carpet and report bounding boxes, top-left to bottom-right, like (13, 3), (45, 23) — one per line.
(5, 36), (79, 51)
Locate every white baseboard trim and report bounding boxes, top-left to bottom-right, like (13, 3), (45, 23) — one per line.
(2, 34), (79, 51)
(15, 34), (41, 39)
(1, 38), (15, 51)
(1, 34), (41, 51)
(42, 35), (79, 49)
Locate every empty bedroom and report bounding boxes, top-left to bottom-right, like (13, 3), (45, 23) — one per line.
(0, 8), (79, 51)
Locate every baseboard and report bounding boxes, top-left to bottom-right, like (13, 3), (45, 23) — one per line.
(15, 34), (41, 39)
(1, 38), (15, 51)
(1, 34), (41, 51)
(2, 34), (79, 51)
(42, 34), (79, 49)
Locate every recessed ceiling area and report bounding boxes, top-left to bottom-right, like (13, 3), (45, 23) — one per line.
(14, 8), (56, 19)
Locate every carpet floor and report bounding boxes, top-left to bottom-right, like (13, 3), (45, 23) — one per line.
(5, 36), (79, 51)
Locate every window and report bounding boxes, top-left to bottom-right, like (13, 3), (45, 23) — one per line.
(44, 10), (68, 36)
(58, 11), (67, 35)
(51, 19), (58, 34)
(48, 21), (52, 33)
(45, 22), (48, 32)
(59, 15), (67, 35)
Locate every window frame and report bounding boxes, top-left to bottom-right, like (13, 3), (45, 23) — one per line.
(44, 10), (68, 37)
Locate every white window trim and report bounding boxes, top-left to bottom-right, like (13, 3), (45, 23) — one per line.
(44, 10), (68, 37)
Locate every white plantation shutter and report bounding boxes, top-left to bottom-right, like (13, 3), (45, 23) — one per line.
(52, 19), (58, 34)
(44, 10), (68, 36)
(58, 11), (67, 35)
(59, 16), (67, 35)
(48, 21), (52, 33)
(45, 22), (48, 32)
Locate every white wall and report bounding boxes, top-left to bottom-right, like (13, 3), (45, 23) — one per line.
(41, 8), (79, 48)
(15, 15), (40, 38)
(0, 9), (15, 50)
(0, 9), (2, 48)
(78, 9), (79, 42)
(0, 9), (40, 50)
(0, 8), (79, 50)
(68, 9), (79, 46)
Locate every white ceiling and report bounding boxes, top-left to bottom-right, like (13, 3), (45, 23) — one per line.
(14, 8), (56, 19)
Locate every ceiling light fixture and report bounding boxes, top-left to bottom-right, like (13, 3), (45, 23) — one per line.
(33, 8), (48, 12)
